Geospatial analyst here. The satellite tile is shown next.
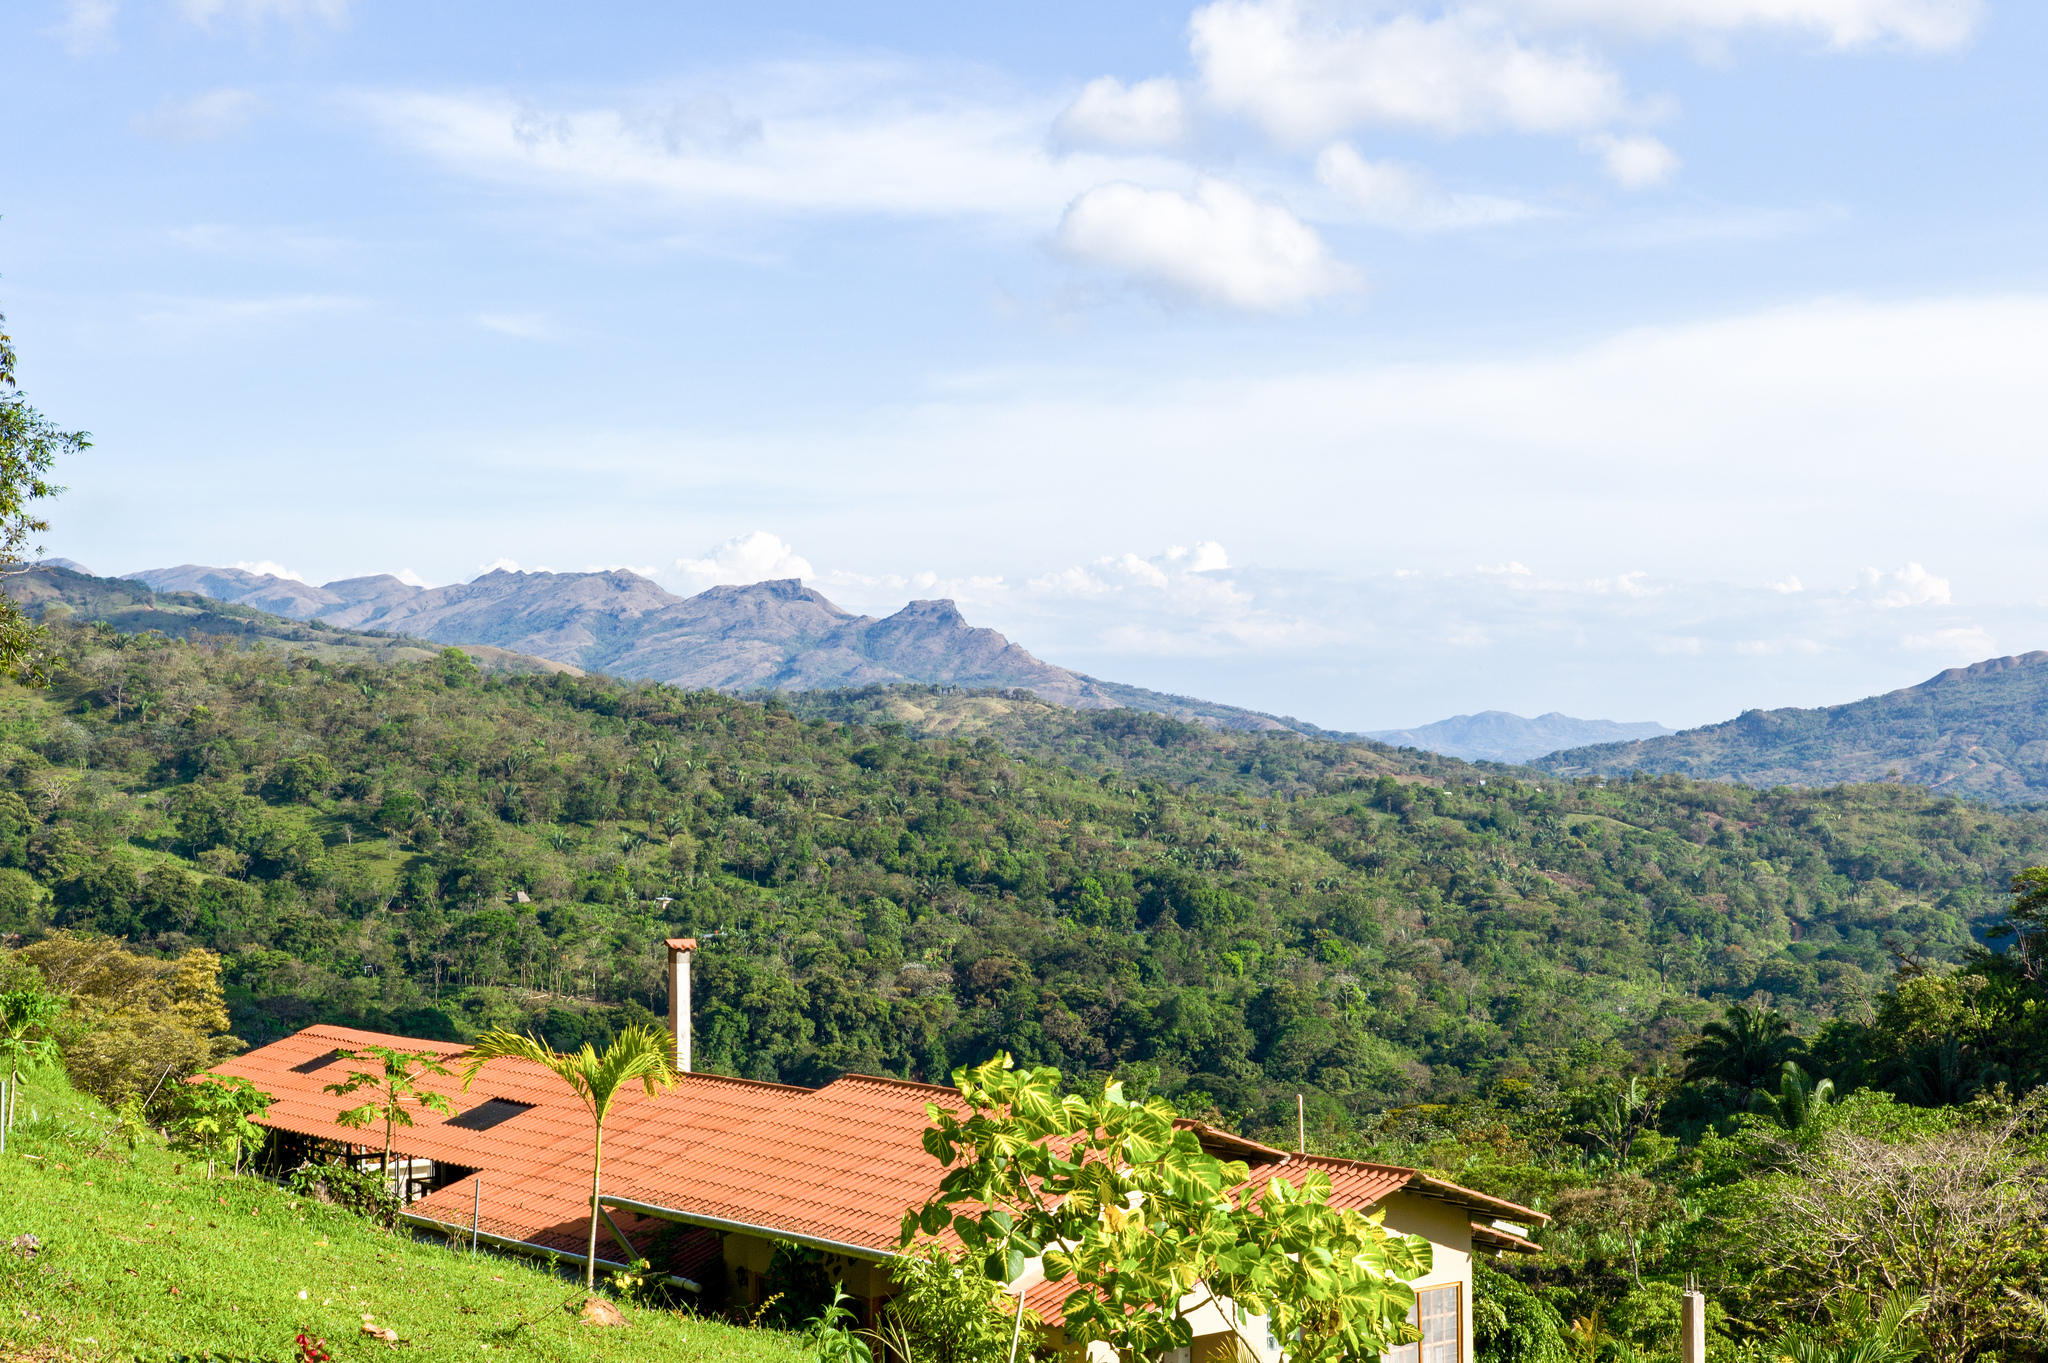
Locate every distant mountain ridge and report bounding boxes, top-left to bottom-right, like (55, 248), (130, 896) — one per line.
(6, 564), (576, 676)
(1535, 651), (2048, 804)
(118, 563), (1316, 732)
(1368, 711), (1672, 764)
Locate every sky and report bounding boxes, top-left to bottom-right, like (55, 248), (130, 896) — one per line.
(3, 0), (2045, 733)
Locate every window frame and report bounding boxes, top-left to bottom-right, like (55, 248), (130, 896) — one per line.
(1382, 1282), (1463, 1363)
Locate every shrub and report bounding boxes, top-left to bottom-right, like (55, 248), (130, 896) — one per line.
(284, 1160), (399, 1228)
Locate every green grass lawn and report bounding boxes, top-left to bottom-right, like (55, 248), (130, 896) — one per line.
(0, 1070), (812, 1363)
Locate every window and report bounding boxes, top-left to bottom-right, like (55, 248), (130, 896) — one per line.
(1382, 1285), (1462, 1363)
(445, 1098), (536, 1131)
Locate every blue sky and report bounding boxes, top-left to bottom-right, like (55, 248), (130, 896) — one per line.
(4, 0), (2044, 731)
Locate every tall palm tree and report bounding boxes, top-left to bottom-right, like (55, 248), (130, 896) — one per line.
(1681, 1002), (1805, 1101)
(459, 1024), (675, 1288)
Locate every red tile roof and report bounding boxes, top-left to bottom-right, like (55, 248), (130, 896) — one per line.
(216, 1025), (1543, 1278)
(213, 1024), (805, 1265)
(607, 1073), (965, 1254)
(1237, 1153), (1414, 1215)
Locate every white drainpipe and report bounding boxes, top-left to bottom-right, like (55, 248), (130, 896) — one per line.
(666, 938), (696, 1073)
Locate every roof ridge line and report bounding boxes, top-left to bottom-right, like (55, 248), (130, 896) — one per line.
(834, 1073), (961, 1096)
(680, 1070), (816, 1094)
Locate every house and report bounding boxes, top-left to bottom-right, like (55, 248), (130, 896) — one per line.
(211, 941), (1544, 1361)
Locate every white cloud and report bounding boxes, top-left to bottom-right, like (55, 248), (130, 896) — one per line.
(1858, 562), (1950, 607)
(1166, 541), (1231, 571)
(181, 0), (350, 25)
(394, 568), (430, 587)
(476, 312), (554, 339)
(1114, 552), (1171, 587)
(357, 77), (1194, 222)
(136, 294), (362, 335)
(1902, 626), (1995, 654)
(1191, 0), (1630, 141)
(971, 554), (2006, 727)
(131, 89), (261, 142)
(818, 567), (1009, 612)
(1054, 76), (1191, 150)
(1585, 132), (1680, 187)
(1055, 177), (1359, 310)
(589, 563), (660, 578)
(48, 0), (116, 54)
(233, 559), (305, 582)
(673, 530), (814, 589)
(1767, 575), (1804, 593)
(474, 557), (523, 577)
(1316, 143), (1540, 229)
(1491, 0), (1981, 51)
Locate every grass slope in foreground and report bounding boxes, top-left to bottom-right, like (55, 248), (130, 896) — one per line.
(0, 1069), (807, 1363)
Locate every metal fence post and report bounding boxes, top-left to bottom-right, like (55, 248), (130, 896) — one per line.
(472, 1180), (481, 1255)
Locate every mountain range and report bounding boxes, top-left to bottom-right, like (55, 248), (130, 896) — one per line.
(1366, 711), (1672, 764)
(111, 564), (1319, 732)
(26, 560), (2048, 805)
(1537, 651), (2048, 804)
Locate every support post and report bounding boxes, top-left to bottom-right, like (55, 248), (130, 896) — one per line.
(1681, 1282), (1706, 1363)
(600, 1206), (640, 1263)
(1297, 1094), (1306, 1154)
(472, 1179), (481, 1255)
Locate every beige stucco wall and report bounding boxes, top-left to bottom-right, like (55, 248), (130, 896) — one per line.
(1378, 1190), (1474, 1363)
(716, 1231), (892, 1311)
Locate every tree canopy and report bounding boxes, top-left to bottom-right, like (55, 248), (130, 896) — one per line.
(0, 300), (77, 683)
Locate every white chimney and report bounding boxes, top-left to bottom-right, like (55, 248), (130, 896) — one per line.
(665, 937), (696, 1073)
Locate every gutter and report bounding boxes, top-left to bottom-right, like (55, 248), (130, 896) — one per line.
(599, 1195), (891, 1263)
(397, 1210), (701, 1292)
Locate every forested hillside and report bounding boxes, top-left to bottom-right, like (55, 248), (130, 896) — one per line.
(3, 623), (2043, 1140)
(1539, 650), (2048, 804)
(783, 683), (1453, 795)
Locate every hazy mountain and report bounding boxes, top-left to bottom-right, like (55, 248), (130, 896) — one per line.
(319, 574), (426, 627)
(1368, 711), (1673, 764)
(123, 564), (346, 620)
(4, 564), (575, 676)
(1535, 651), (2048, 803)
(116, 563), (1338, 731)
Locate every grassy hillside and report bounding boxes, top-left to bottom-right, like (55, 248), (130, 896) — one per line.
(1537, 651), (2048, 804)
(2, 621), (2044, 1144)
(0, 1067), (807, 1363)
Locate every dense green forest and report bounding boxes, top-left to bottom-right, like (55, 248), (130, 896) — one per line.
(0, 621), (2042, 1135)
(783, 682), (1455, 796)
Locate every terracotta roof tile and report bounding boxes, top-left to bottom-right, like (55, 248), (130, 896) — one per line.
(219, 1024), (1544, 1282)
(609, 1073), (964, 1254)
(215, 1024), (805, 1257)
